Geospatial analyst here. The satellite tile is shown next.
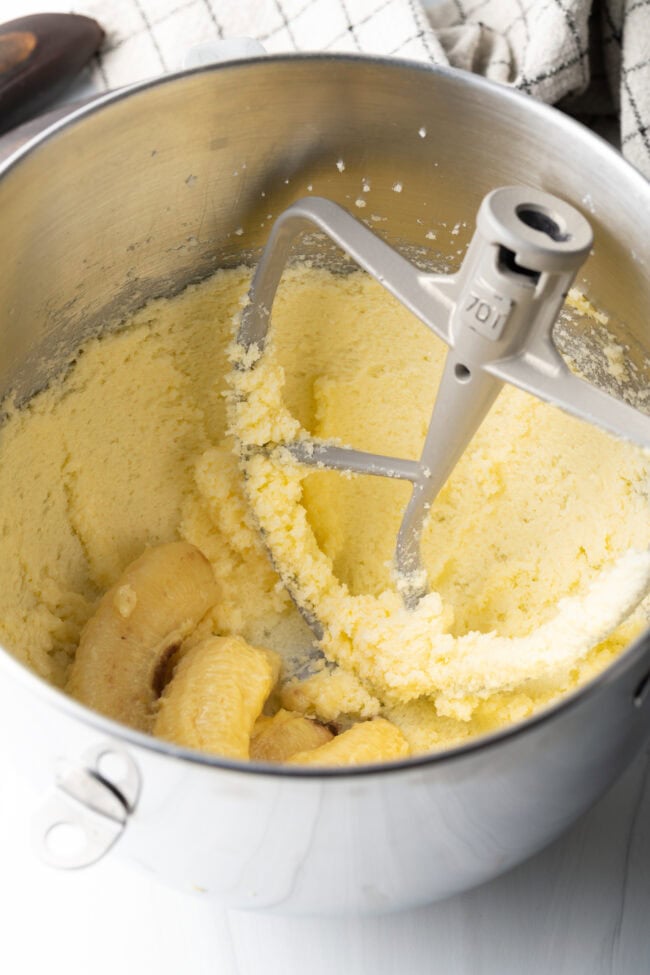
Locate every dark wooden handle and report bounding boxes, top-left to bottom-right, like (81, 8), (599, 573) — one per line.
(0, 13), (104, 136)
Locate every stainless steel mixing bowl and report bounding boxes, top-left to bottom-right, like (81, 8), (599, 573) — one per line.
(0, 55), (649, 915)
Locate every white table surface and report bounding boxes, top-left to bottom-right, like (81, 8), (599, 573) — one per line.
(2, 7), (649, 973)
(1, 740), (649, 975)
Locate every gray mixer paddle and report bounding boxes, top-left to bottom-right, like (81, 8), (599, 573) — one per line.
(235, 186), (650, 609)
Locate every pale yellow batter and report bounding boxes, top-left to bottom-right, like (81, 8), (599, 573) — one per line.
(0, 265), (648, 760)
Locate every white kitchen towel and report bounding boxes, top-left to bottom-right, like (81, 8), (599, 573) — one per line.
(5, 0), (650, 177)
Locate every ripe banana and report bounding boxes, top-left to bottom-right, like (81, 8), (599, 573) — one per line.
(66, 541), (408, 767)
(250, 708), (333, 762)
(288, 717), (410, 766)
(67, 541), (218, 730)
(281, 667), (381, 723)
(154, 634), (281, 759)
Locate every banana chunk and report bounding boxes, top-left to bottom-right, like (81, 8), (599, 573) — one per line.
(250, 708), (333, 762)
(281, 667), (381, 723)
(67, 542), (218, 730)
(288, 718), (409, 767)
(154, 635), (280, 759)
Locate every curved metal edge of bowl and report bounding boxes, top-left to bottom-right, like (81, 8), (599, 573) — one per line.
(1, 619), (649, 780)
(3, 52), (650, 202)
(0, 51), (649, 779)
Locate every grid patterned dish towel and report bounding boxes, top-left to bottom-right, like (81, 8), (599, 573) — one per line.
(6, 0), (650, 177)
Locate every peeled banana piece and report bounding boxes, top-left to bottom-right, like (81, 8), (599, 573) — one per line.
(288, 718), (410, 767)
(154, 635), (281, 759)
(250, 708), (333, 762)
(66, 540), (409, 768)
(67, 542), (218, 730)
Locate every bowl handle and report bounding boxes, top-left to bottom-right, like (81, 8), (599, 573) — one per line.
(30, 741), (140, 870)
